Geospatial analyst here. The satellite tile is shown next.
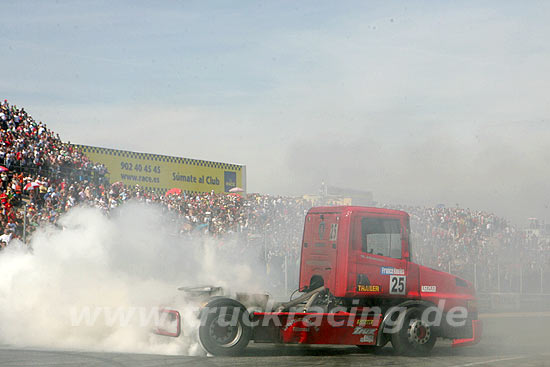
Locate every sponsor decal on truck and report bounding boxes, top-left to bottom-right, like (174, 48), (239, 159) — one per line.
(357, 285), (380, 292)
(381, 266), (405, 275)
(421, 285), (437, 293)
(356, 319), (374, 326)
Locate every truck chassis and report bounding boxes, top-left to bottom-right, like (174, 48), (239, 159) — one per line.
(156, 285), (481, 356)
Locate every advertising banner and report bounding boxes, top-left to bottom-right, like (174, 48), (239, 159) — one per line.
(73, 144), (245, 194)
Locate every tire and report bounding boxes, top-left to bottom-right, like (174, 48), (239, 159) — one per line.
(198, 299), (252, 356)
(391, 306), (436, 356)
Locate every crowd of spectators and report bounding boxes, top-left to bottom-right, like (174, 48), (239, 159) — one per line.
(392, 205), (517, 269)
(0, 100), (107, 183)
(381, 205), (550, 291)
(0, 99), (109, 245)
(1, 99), (549, 293)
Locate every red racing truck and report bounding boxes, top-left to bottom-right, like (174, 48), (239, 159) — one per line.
(156, 206), (481, 356)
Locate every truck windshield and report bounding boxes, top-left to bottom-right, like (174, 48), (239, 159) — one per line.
(361, 217), (402, 259)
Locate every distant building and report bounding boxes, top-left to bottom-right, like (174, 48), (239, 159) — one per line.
(304, 183), (374, 206)
(524, 218), (550, 238)
(325, 185), (374, 206)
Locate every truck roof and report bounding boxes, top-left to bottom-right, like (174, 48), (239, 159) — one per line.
(307, 206), (409, 218)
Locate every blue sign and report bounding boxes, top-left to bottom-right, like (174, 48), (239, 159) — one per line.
(224, 171), (237, 192)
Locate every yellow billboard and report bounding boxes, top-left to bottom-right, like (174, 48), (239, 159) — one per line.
(73, 144), (246, 194)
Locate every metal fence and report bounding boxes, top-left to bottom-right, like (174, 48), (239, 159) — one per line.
(265, 256), (550, 299)
(445, 262), (550, 294)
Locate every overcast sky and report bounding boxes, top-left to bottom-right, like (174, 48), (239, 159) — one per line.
(2, 1), (549, 224)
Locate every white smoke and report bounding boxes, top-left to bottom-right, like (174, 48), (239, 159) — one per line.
(0, 201), (267, 355)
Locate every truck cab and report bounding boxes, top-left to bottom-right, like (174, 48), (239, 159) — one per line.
(300, 206), (413, 300)
(299, 206), (479, 327)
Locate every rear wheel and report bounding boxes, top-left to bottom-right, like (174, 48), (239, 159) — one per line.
(198, 301), (251, 356)
(391, 307), (436, 356)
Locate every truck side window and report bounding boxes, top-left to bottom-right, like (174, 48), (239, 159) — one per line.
(361, 217), (402, 259)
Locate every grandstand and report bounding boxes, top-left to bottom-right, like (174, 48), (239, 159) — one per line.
(1, 99), (549, 296)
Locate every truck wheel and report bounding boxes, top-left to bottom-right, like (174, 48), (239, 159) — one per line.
(391, 307), (436, 356)
(198, 300), (251, 356)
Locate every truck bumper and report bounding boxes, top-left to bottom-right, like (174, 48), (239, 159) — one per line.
(452, 319), (482, 347)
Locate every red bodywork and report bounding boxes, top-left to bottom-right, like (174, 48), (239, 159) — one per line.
(251, 311), (382, 345)
(300, 207), (478, 312)
(452, 319), (482, 347)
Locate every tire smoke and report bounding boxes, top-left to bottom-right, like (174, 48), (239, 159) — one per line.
(0, 201), (266, 355)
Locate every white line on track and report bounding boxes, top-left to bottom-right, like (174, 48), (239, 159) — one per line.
(451, 356), (525, 367)
(479, 311), (550, 318)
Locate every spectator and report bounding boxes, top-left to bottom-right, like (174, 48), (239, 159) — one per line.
(0, 229), (12, 245)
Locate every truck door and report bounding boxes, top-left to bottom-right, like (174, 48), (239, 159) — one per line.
(299, 212), (340, 292)
(349, 214), (410, 298)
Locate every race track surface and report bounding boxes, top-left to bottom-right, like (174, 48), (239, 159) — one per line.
(1, 313), (549, 366)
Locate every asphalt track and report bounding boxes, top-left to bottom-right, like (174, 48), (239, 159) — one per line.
(1, 313), (550, 366)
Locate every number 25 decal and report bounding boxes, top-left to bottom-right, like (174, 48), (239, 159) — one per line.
(390, 275), (406, 295)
